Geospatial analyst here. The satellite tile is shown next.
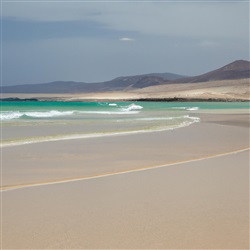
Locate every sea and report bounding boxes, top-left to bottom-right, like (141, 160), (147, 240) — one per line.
(1, 101), (249, 147)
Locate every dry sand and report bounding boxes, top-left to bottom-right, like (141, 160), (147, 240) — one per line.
(1, 78), (249, 101)
(134, 78), (250, 101)
(1, 112), (249, 249)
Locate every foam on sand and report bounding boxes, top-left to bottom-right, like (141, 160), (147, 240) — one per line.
(1, 115), (200, 147)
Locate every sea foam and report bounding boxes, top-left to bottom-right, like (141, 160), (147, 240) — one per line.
(0, 110), (74, 120)
(122, 103), (143, 112)
(1, 115), (200, 148)
(0, 112), (23, 121)
(24, 110), (74, 118)
(0, 109), (141, 121)
(172, 107), (199, 111)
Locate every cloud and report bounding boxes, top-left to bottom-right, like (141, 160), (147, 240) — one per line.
(3, 2), (249, 40)
(2, 17), (131, 42)
(2, 1), (249, 86)
(88, 2), (249, 40)
(3, 3), (249, 46)
(119, 37), (135, 42)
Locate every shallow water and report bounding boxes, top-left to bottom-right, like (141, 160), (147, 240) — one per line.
(1, 101), (248, 147)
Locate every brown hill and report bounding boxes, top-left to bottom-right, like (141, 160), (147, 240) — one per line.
(1, 60), (249, 94)
(1, 73), (181, 94)
(174, 60), (250, 83)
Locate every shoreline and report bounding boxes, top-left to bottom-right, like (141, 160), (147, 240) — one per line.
(1, 87), (250, 102)
(2, 110), (249, 249)
(1, 77), (250, 102)
(1, 115), (200, 148)
(1, 96), (250, 102)
(2, 112), (249, 187)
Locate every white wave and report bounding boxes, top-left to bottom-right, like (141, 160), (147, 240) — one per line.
(0, 110), (75, 120)
(186, 107), (199, 111)
(135, 117), (174, 121)
(78, 111), (140, 115)
(135, 115), (200, 122)
(0, 109), (141, 121)
(24, 110), (74, 118)
(187, 115), (200, 123)
(172, 107), (199, 111)
(172, 107), (187, 110)
(0, 112), (23, 121)
(127, 103), (143, 111)
(109, 103), (117, 106)
(121, 103), (143, 111)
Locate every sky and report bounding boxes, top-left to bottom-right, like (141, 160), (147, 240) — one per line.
(1, 0), (249, 85)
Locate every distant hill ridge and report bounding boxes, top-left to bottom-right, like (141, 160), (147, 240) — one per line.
(1, 60), (249, 94)
(174, 60), (250, 83)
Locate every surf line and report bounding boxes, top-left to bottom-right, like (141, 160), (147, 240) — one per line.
(1, 147), (249, 192)
(1, 118), (198, 148)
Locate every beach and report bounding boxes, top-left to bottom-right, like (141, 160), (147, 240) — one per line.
(1, 108), (249, 249)
(2, 0), (249, 248)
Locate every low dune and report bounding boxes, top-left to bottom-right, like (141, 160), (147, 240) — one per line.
(133, 78), (250, 101)
(2, 78), (249, 102)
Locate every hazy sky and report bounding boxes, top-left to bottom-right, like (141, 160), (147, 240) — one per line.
(2, 0), (249, 85)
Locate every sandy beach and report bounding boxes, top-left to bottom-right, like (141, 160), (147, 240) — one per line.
(1, 111), (249, 249)
(2, 1), (249, 248)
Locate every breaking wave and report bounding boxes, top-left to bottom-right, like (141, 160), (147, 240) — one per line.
(0, 110), (74, 121)
(172, 107), (199, 111)
(0, 109), (140, 121)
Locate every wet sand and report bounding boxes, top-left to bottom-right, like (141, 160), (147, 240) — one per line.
(1, 112), (249, 249)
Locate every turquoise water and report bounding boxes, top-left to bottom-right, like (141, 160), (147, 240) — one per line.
(1, 101), (249, 122)
(1, 101), (249, 113)
(1, 101), (249, 147)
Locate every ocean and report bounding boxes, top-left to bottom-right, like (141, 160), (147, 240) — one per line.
(1, 101), (249, 147)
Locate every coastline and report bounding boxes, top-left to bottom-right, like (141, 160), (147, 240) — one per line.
(1, 78), (250, 102)
(1, 112), (249, 188)
(1, 1), (249, 247)
(1, 110), (249, 249)
(1, 96), (249, 102)
(1, 97), (249, 102)
(1, 78), (250, 103)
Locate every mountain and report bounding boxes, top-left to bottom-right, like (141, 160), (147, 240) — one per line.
(0, 73), (183, 94)
(134, 72), (185, 80)
(0, 81), (87, 94)
(1, 60), (249, 94)
(174, 60), (250, 83)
